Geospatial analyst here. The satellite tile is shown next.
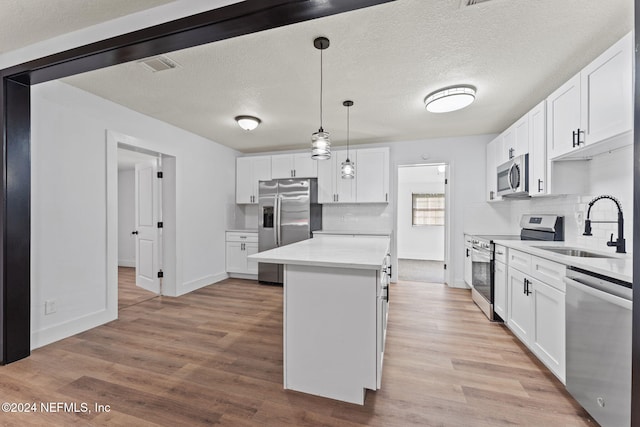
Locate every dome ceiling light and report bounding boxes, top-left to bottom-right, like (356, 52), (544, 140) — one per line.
(235, 115), (261, 131)
(424, 85), (476, 113)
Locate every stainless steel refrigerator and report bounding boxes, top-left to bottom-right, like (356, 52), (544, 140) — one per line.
(258, 178), (322, 284)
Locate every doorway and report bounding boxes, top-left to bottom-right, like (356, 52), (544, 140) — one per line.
(117, 148), (161, 309)
(107, 130), (177, 314)
(396, 164), (448, 283)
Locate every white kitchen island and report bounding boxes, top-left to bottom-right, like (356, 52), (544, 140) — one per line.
(248, 235), (391, 405)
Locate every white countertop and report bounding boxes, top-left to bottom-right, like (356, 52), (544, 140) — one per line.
(494, 240), (632, 283)
(248, 236), (390, 270)
(226, 229), (258, 233)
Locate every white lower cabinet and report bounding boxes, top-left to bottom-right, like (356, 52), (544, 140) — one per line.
(493, 248), (507, 320)
(506, 252), (566, 383)
(226, 231), (258, 277)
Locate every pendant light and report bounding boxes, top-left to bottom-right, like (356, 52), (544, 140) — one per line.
(311, 37), (331, 160)
(341, 100), (355, 179)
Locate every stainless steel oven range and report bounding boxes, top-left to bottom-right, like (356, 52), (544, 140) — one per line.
(469, 214), (564, 321)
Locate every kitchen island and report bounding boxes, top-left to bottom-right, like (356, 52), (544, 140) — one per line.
(249, 235), (391, 404)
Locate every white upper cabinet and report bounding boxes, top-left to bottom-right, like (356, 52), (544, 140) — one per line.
(485, 136), (500, 202)
(317, 149), (356, 204)
(317, 147), (390, 204)
(547, 73), (581, 159)
(580, 32), (633, 146)
(271, 153), (318, 179)
(236, 156), (271, 204)
(547, 32), (632, 160)
(528, 100), (546, 196)
(356, 147), (390, 203)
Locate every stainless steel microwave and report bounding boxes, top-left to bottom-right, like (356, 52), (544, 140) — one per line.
(497, 154), (529, 198)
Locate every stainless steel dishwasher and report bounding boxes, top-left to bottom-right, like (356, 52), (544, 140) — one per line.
(564, 267), (632, 427)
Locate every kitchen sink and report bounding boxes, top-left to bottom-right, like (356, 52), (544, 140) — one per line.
(532, 246), (616, 258)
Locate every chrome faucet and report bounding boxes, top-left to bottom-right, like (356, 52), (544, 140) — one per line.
(583, 195), (626, 253)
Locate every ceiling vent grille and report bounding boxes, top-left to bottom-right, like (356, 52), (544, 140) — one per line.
(461, 0), (493, 7)
(139, 55), (181, 72)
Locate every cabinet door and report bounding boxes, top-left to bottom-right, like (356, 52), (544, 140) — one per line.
(581, 32), (632, 146)
(226, 241), (246, 273)
(507, 267), (532, 344)
(245, 243), (259, 275)
(486, 137), (500, 202)
(236, 157), (254, 204)
(547, 73), (581, 159)
(528, 100), (546, 196)
(355, 147), (389, 203)
(271, 154), (294, 179)
(493, 260), (507, 320)
(514, 114), (529, 157)
(464, 244), (472, 287)
(252, 156), (272, 202)
(292, 153), (318, 178)
(316, 155), (335, 203)
(334, 150), (357, 203)
(501, 126), (515, 163)
(531, 279), (565, 382)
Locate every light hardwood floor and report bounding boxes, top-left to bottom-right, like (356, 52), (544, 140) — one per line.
(0, 276), (594, 426)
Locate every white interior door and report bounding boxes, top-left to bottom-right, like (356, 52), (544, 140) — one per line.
(134, 161), (160, 293)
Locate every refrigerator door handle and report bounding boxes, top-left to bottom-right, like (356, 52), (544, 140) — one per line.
(273, 195), (279, 247)
(275, 195), (282, 247)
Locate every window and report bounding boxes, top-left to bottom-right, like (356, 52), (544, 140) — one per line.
(412, 193), (445, 226)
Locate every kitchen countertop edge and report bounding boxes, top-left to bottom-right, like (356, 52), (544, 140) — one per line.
(493, 240), (632, 283)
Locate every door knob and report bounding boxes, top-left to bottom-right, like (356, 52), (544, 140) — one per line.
(131, 231), (139, 235)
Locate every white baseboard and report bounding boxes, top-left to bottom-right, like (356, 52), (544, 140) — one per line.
(31, 308), (116, 350)
(118, 259), (135, 267)
(448, 280), (471, 289)
(178, 272), (228, 296)
(228, 273), (258, 280)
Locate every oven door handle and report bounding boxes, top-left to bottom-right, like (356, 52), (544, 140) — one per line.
(564, 277), (632, 310)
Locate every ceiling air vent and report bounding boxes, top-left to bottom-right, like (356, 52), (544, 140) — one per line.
(139, 55), (181, 72)
(461, 0), (493, 7)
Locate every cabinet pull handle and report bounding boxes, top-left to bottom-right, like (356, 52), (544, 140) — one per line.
(489, 190), (494, 200)
(577, 129), (585, 146)
(538, 179), (543, 192)
(385, 193), (388, 202)
(572, 130), (577, 148)
(466, 248), (470, 257)
(523, 278), (527, 295)
(508, 147), (514, 159)
(293, 169), (296, 177)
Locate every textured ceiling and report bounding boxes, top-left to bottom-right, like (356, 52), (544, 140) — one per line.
(60, 0), (632, 153)
(0, 0), (174, 54)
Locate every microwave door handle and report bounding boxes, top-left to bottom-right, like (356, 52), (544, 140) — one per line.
(508, 163), (516, 190)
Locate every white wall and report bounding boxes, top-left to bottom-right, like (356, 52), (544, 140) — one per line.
(397, 165), (445, 261)
(117, 169), (136, 267)
(31, 80), (238, 349)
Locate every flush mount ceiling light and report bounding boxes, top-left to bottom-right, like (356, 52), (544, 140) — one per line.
(341, 100), (355, 179)
(235, 115), (261, 131)
(311, 36), (331, 160)
(424, 85), (476, 113)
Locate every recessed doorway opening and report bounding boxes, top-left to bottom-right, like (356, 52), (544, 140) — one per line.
(397, 164), (448, 284)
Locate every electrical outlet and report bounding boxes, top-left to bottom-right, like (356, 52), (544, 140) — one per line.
(575, 211), (584, 226)
(45, 299), (56, 315)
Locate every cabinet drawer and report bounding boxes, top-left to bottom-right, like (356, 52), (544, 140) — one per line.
(530, 256), (566, 292)
(509, 249), (531, 272)
(494, 244), (507, 264)
(226, 231), (258, 243)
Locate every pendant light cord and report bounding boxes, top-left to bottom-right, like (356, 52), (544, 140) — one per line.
(346, 104), (350, 157)
(320, 48), (323, 130)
